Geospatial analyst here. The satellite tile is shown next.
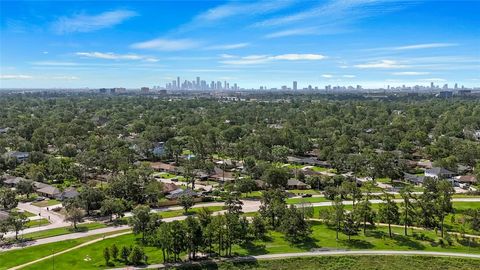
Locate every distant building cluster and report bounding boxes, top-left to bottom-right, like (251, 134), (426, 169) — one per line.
(163, 76), (239, 91)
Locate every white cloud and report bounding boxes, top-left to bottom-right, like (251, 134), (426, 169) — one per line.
(220, 54), (236, 59)
(75, 52), (158, 62)
(392, 71), (430, 75)
(393, 43), (457, 50)
(271, 54), (326, 60)
(343, 75), (356, 78)
(195, 0), (294, 22)
(322, 74), (333, 78)
(206, 43), (249, 50)
(31, 61), (80, 66)
(131, 38), (200, 51)
(52, 10), (137, 34)
(220, 53), (327, 65)
(265, 27), (317, 38)
(0, 74), (33, 80)
(354, 60), (407, 69)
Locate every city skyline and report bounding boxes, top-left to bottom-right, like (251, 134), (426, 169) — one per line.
(1, 0), (479, 88)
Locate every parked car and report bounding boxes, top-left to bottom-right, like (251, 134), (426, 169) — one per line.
(301, 194), (312, 198)
(34, 196), (46, 201)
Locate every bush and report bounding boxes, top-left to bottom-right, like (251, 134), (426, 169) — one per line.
(128, 245), (144, 265)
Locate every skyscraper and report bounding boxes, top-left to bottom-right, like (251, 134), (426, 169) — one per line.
(293, 81), (297, 91)
(177, 77), (180, 89)
(196, 77), (200, 88)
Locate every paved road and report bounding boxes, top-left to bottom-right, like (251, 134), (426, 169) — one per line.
(4, 202), (70, 239)
(107, 250), (480, 270)
(8, 231), (131, 270)
(3, 197), (479, 251)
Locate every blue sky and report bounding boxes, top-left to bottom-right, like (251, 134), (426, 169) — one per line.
(0, 0), (479, 89)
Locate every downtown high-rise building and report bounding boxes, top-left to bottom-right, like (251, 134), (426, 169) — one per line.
(293, 81), (297, 91)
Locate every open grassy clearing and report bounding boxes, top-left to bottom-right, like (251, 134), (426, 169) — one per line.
(0, 230), (130, 270)
(286, 196), (329, 204)
(23, 220), (480, 270)
(158, 205), (225, 218)
(25, 218), (50, 228)
(165, 256), (480, 270)
(20, 222), (108, 240)
(31, 199), (61, 207)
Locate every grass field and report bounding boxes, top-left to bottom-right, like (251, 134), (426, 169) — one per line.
(0, 230), (130, 270)
(159, 206), (225, 218)
(287, 189), (322, 195)
(164, 256), (480, 270)
(31, 199), (61, 207)
(286, 196), (329, 204)
(21, 222), (108, 240)
(25, 218), (50, 228)
(22, 219), (480, 270)
(15, 209), (36, 217)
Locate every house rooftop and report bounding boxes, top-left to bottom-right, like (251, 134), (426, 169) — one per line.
(37, 185), (61, 196)
(287, 179), (307, 186)
(426, 167), (456, 176)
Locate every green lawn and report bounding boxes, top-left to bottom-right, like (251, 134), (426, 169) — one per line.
(159, 206), (225, 218)
(287, 189), (322, 195)
(31, 199), (61, 207)
(23, 220), (480, 270)
(21, 222), (108, 240)
(287, 196), (329, 204)
(0, 230), (130, 270)
(25, 218), (50, 228)
(15, 209), (36, 217)
(166, 256), (480, 270)
(241, 191), (263, 199)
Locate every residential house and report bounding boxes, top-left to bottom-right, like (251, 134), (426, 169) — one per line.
(162, 183), (179, 194)
(2, 175), (25, 187)
(37, 185), (61, 199)
(455, 175), (477, 186)
(57, 187), (79, 201)
(287, 179), (309, 190)
(150, 162), (177, 173)
(0, 127), (10, 134)
(425, 167), (456, 179)
(166, 188), (198, 200)
(287, 156), (330, 167)
(210, 167), (235, 182)
(3, 151), (29, 162)
(403, 173), (425, 186)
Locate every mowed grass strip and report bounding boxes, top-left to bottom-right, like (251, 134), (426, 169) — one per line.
(21, 222), (108, 240)
(0, 230), (130, 270)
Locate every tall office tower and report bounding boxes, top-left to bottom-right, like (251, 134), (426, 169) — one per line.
(293, 81), (297, 91)
(196, 77), (200, 88)
(430, 82), (434, 89)
(454, 83), (458, 89)
(217, 81), (222, 89)
(211, 81), (215, 90)
(173, 80), (177, 89)
(234, 83), (238, 90)
(224, 81), (227, 90)
(226, 82), (229, 90)
(177, 77), (180, 89)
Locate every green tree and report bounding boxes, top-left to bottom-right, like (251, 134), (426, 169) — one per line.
(16, 180), (35, 199)
(128, 245), (144, 265)
(400, 185), (415, 236)
(185, 216), (203, 260)
(130, 205), (152, 243)
(343, 212), (359, 241)
(7, 212), (28, 240)
(64, 207), (85, 230)
(179, 194), (194, 214)
(111, 244), (119, 260)
(100, 198), (125, 222)
(78, 186), (105, 216)
(103, 247), (110, 265)
(0, 188), (18, 210)
(378, 192), (400, 238)
(121, 246), (130, 263)
(250, 215), (266, 240)
(259, 189), (287, 228)
(262, 167), (289, 189)
(279, 205), (311, 243)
